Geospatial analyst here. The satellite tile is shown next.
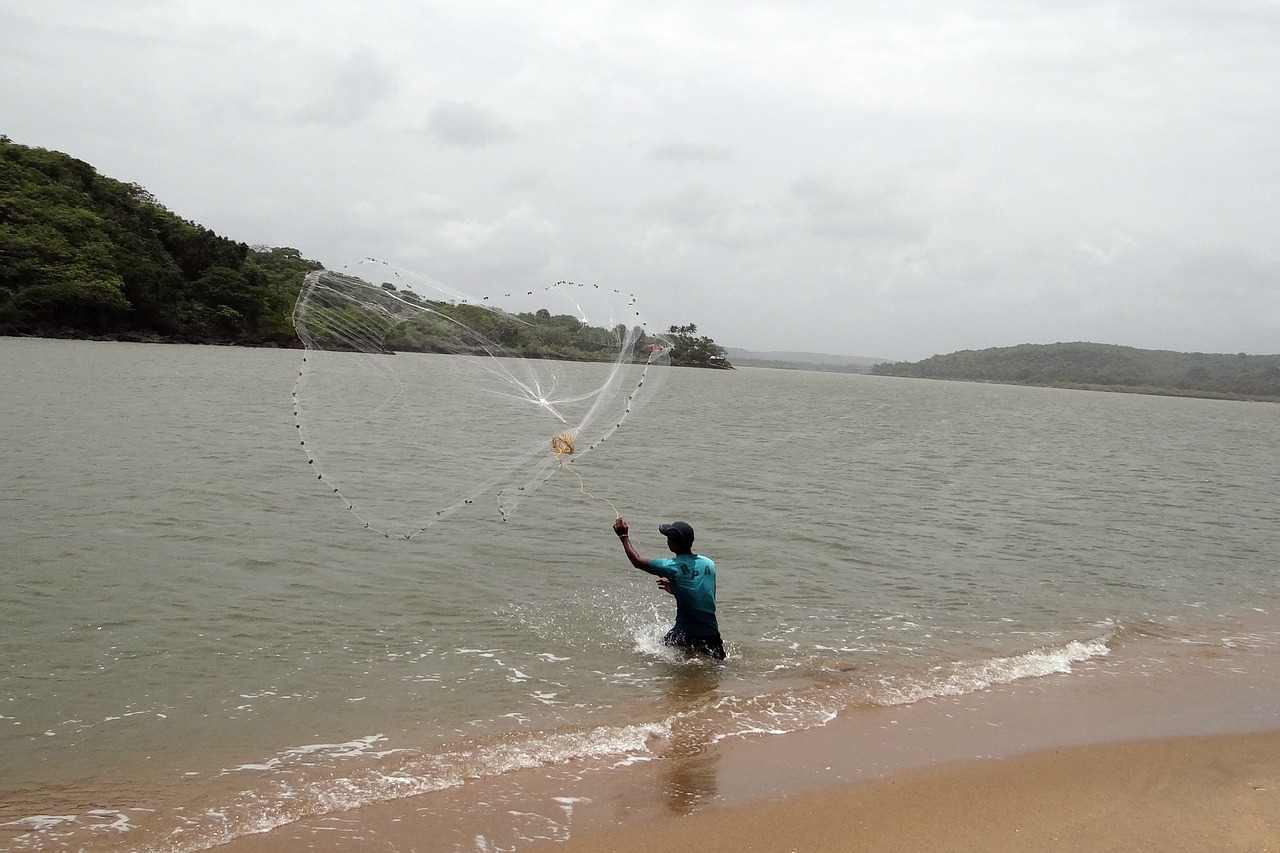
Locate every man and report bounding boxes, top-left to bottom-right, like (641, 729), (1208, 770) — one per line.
(612, 517), (726, 661)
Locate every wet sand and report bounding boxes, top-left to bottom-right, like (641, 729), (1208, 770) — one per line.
(532, 729), (1280, 853)
(217, 630), (1280, 852)
(525, 635), (1280, 853)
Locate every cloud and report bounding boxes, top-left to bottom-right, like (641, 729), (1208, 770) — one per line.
(1076, 231), (1139, 267)
(370, 201), (560, 287)
(641, 184), (781, 251)
(647, 141), (735, 165)
(788, 176), (929, 243)
(3, 0), (1278, 359)
(427, 101), (517, 147)
(292, 47), (398, 126)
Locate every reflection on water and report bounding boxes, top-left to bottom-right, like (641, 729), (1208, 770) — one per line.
(659, 664), (723, 815)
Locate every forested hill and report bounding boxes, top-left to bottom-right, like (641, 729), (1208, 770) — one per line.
(871, 343), (1280, 401)
(0, 139), (726, 361)
(0, 138), (320, 345)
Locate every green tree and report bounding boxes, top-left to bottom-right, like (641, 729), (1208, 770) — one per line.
(0, 137), (321, 343)
(11, 279), (133, 331)
(666, 323), (726, 367)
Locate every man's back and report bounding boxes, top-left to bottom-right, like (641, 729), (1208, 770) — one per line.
(648, 553), (719, 638)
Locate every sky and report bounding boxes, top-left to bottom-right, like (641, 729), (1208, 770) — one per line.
(2, 1), (1278, 361)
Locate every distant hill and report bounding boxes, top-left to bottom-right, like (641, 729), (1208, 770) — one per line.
(0, 138), (708, 362)
(725, 347), (888, 373)
(870, 342), (1280, 401)
(0, 137), (322, 344)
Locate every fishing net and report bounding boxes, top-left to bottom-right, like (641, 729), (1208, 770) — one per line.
(292, 259), (671, 538)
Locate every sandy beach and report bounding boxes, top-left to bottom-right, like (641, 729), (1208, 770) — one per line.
(211, 628), (1280, 853)
(524, 636), (1280, 853)
(532, 729), (1280, 853)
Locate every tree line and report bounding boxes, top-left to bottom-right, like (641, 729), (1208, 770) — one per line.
(301, 276), (726, 366)
(0, 137), (320, 344)
(871, 342), (1280, 401)
(301, 274), (663, 362)
(0, 138), (727, 364)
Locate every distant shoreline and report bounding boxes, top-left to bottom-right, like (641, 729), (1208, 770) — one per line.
(0, 331), (731, 368)
(0, 326), (302, 348)
(734, 356), (1280, 402)
(870, 341), (1280, 403)
(887, 372), (1280, 404)
(7, 332), (1276, 398)
(1044, 379), (1280, 403)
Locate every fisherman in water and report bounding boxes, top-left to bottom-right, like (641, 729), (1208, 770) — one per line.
(612, 517), (726, 661)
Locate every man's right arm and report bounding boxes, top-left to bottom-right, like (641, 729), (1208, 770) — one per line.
(614, 517), (654, 571)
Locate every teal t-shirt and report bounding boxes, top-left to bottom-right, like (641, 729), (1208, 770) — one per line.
(645, 554), (719, 638)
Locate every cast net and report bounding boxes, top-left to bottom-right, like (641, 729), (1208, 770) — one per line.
(291, 259), (671, 538)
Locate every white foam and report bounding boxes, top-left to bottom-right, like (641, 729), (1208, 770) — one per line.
(184, 720), (668, 852)
(220, 734), (405, 775)
(86, 809), (132, 833)
(880, 636), (1112, 706)
(611, 754), (655, 768)
(62, 637), (1112, 853)
(0, 814), (78, 831)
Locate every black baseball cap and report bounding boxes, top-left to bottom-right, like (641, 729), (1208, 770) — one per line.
(659, 521), (694, 544)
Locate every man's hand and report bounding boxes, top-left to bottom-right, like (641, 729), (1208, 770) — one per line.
(614, 517), (649, 569)
(657, 577), (674, 596)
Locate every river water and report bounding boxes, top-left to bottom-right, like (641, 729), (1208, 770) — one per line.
(2, 337), (1278, 852)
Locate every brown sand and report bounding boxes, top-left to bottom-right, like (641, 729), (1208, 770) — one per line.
(211, 630), (1280, 852)
(531, 730), (1280, 853)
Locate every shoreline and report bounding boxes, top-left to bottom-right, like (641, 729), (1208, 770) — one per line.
(532, 729), (1280, 853)
(210, 622), (1280, 852)
(0, 325), (302, 348)
(5, 335), (1278, 401)
(524, 627), (1280, 851)
(862, 371), (1280, 403)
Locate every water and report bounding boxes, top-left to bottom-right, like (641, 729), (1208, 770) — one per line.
(2, 338), (1278, 851)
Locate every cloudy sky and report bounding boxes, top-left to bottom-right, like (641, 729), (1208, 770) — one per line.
(3, 1), (1277, 360)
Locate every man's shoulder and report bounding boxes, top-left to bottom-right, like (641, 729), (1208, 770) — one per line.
(647, 556), (678, 572)
(652, 554), (714, 573)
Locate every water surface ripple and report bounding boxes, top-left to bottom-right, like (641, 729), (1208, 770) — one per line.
(2, 338), (1278, 851)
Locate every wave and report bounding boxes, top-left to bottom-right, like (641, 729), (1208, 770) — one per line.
(2, 635), (1115, 853)
(870, 635), (1111, 707)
